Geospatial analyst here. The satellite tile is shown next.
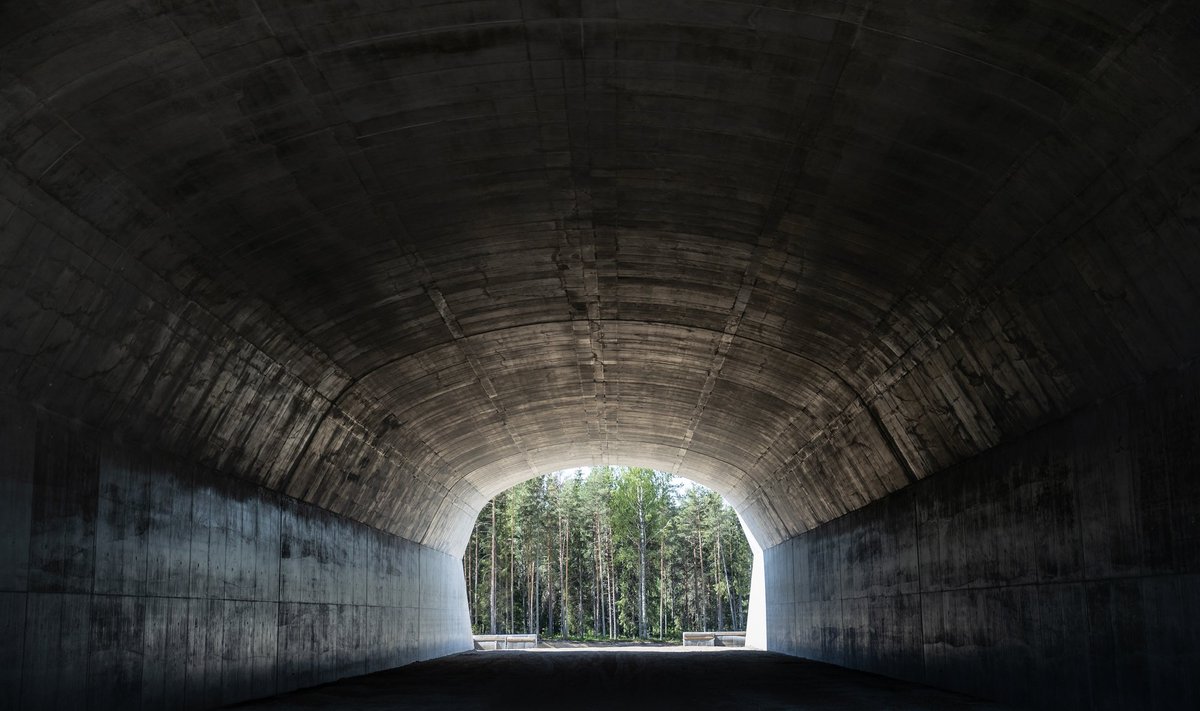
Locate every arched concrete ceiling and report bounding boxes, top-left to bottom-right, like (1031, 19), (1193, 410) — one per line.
(2, 0), (1199, 553)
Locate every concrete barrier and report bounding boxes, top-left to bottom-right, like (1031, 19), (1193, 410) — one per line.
(682, 631), (746, 647)
(473, 634), (539, 650)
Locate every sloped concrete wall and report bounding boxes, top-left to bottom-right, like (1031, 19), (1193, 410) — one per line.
(0, 397), (471, 710)
(764, 367), (1200, 710)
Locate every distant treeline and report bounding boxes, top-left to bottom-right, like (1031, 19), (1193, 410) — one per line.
(464, 466), (753, 640)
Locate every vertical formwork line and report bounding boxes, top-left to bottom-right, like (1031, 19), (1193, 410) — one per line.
(913, 489), (926, 681)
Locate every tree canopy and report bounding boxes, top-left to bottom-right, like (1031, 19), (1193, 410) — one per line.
(463, 466), (753, 640)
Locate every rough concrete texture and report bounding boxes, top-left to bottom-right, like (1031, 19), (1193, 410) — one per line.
(231, 648), (1012, 710)
(0, 396), (471, 711)
(765, 366), (1200, 710)
(2, 0), (1200, 708)
(2, 1), (1200, 554)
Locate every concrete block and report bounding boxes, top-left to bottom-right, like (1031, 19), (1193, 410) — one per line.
(0, 591), (26, 711)
(1085, 578), (1151, 711)
(765, 601), (791, 652)
(219, 599), (258, 704)
(21, 593), (90, 710)
(185, 597), (224, 711)
(252, 489), (282, 602)
(769, 540), (794, 605)
(29, 420), (98, 594)
(923, 588), (989, 697)
(280, 500), (320, 604)
(276, 602), (317, 693)
(401, 606), (421, 666)
(1166, 576), (1200, 709)
(0, 398), (34, 593)
(1018, 446), (1084, 584)
(1162, 393), (1200, 575)
(808, 599), (842, 663)
(251, 601), (280, 698)
(87, 595), (146, 711)
(840, 490), (918, 599)
(0, 388), (455, 709)
(335, 604), (367, 680)
(220, 492), (256, 602)
(144, 458), (194, 597)
(980, 586), (1039, 706)
(1031, 583), (1091, 709)
(140, 596), (190, 710)
(188, 483), (226, 601)
(790, 536), (809, 602)
(808, 524), (842, 602)
(363, 605), (387, 672)
(95, 444), (151, 596)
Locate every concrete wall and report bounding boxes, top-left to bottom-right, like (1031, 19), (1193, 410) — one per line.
(0, 397), (471, 710)
(764, 367), (1200, 710)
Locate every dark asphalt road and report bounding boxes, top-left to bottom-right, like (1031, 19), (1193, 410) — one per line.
(229, 648), (1012, 710)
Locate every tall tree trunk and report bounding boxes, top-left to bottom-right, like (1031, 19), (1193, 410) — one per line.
(489, 500), (497, 635)
(689, 523), (696, 631)
(602, 524), (609, 638)
(636, 481), (647, 638)
(595, 522), (604, 637)
(593, 513), (601, 636)
(545, 533), (554, 636)
(466, 528), (472, 630)
(509, 531), (515, 633)
(473, 521), (480, 630)
(669, 561), (676, 637)
(715, 521), (724, 631)
(659, 529), (665, 639)
(719, 522), (736, 627)
(608, 525), (617, 637)
(560, 516), (569, 638)
(696, 512), (706, 631)
(464, 536), (471, 630)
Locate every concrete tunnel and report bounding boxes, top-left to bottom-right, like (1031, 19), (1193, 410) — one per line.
(1, 0), (1198, 708)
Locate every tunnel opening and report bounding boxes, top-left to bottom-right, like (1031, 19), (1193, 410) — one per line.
(460, 466), (759, 648)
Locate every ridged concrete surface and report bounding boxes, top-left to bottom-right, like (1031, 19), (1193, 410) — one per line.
(0, 396), (470, 711)
(765, 365), (1200, 709)
(3, 1), (1200, 708)
(2, 1), (1199, 554)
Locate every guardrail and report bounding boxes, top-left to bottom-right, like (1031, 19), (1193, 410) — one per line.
(473, 634), (539, 650)
(681, 631), (746, 647)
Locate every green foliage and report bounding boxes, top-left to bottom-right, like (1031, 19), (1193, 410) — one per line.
(463, 467), (754, 640)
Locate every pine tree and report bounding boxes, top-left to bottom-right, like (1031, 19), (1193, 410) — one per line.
(464, 468), (753, 638)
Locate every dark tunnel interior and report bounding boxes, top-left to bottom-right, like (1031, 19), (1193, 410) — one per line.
(1, 0), (1199, 708)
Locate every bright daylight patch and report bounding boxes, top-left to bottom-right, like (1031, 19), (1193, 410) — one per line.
(463, 466), (753, 647)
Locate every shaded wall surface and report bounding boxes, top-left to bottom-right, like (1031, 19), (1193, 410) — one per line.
(0, 397), (471, 711)
(764, 367), (1200, 710)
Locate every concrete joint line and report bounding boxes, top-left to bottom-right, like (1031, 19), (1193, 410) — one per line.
(374, 203), (538, 477)
(670, 271), (758, 476)
(800, 90), (1182, 487)
(673, 9), (864, 480)
(801, 1), (1181, 474)
(425, 284), (537, 477)
(5, 151), (369, 501)
(550, 17), (611, 461)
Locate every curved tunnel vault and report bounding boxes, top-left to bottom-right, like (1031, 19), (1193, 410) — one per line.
(2, 0), (1200, 708)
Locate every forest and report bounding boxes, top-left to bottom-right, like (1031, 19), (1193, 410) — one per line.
(463, 466), (753, 640)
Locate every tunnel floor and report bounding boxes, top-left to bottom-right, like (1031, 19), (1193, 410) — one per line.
(228, 648), (1011, 710)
